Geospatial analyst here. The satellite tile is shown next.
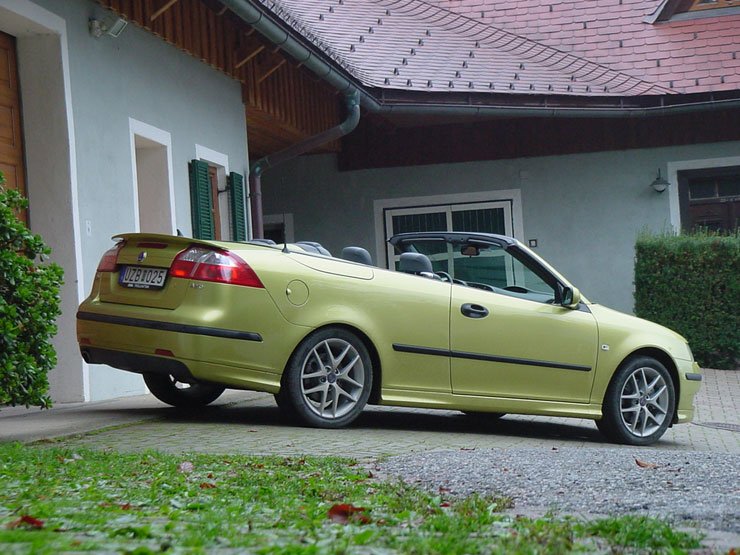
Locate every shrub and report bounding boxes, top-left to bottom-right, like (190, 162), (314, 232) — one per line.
(0, 171), (64, 408)
(634, 230), (739, 369)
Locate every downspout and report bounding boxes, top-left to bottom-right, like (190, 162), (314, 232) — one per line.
(249, 89), (360, 238)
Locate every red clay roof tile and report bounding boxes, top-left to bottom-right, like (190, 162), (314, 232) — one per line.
(425, 0), (740, 93)
(260, 0), (671, 97)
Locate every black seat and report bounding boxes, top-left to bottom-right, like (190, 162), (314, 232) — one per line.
(399, 252), (434, 275)
(296, 241), (332, 256)
(341, 246), (373, 265)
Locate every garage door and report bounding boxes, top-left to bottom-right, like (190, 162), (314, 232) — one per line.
(0, 31), (27, 224)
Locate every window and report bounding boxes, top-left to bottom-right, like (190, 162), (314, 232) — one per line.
(384, 201), (513, 269)
(396, 236), (558, 304)
(189, 158), (247, 241)
(689, 0), (737, 11)
(678, 167), (740, 233)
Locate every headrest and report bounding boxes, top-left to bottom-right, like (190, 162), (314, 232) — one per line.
(399, 252), (433, 274)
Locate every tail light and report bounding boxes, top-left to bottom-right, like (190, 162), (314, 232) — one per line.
(96, 240), (125, 272)
(170, 246), (264, 288)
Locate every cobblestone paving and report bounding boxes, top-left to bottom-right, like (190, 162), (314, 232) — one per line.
(63, 369), (739, 457)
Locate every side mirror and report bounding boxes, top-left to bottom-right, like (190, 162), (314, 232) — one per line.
(561, 286), (582, 308)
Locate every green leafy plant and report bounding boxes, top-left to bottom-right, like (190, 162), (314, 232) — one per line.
(0, 171), (64, 408)
(634, 230), (739, 369)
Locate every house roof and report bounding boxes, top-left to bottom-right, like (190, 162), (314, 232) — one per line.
(424, 0), (740, 94)
(259, 0), (671, 97)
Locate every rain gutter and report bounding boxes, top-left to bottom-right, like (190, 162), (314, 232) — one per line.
(222, 0), (740, 119)
(248, 90), (360, 238)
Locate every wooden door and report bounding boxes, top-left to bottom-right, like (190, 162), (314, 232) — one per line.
(0, 31), (27, 224)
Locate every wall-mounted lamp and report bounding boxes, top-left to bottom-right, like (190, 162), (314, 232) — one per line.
(89, 15), (128, 39)
(650, 169), (669, 193)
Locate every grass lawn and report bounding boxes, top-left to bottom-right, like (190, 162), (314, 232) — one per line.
(0, 443), (703, 554)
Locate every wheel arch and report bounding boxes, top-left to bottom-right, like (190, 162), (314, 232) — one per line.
(618, 347), (680, 424)
(279, 323), (383, 405)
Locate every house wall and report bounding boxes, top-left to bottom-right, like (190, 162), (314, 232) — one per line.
(262, 140), (740, 314)
(1, 0), (249, 402)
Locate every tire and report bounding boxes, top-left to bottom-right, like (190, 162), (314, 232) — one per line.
(282, 327), (373, 428)
(463, 411), (506, 420)
(597, 356), (675, 446)
(273, 388), (298, 422)
(143, 373), (225, 408)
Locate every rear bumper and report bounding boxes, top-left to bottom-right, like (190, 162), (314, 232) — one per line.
(81, 346), (196, 383)
(77, 311), (262, 342)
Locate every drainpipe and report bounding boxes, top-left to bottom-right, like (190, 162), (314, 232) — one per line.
(249, 89), (360, 238)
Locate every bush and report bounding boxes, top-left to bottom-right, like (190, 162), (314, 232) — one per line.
(634, 230), (739, 369)
(0, 171), (64, 408)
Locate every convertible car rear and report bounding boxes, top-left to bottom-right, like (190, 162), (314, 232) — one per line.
(77, 231), (702, 445)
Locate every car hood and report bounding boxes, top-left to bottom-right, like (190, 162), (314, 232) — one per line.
(588, 304), (693, 362)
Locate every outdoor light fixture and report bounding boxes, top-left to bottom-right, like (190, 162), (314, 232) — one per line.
(89, 15), (128, 39)
(650, 169), (669, 193)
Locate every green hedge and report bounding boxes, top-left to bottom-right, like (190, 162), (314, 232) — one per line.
(0, 171), (64, 408)
(634, 231), (739, 370)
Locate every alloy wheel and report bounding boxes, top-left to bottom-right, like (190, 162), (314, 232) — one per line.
(299, 338), (365, 419)
(619, 366), (670, 438)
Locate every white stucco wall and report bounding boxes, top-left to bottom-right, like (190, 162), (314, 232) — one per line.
(1, 0), (249, 402)
(262, 140), (740, 314)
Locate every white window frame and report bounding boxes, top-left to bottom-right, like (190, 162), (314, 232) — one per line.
(374, 189), (524, 269)
(129, 118), (176, 234)
(667, 155), (740, 231)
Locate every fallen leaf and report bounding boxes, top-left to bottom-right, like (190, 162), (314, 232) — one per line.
(438, 486), (451, 493)
(7, 515), (44, 529)
(199, 482), (217, 489)
(440, 501), (451, 507)
(119, 503), (132, 510)
(178, 461), (194, 473)
(460, 447), (476, 451)
(327, 503), (371, 524)
(635, 458), (659, 469)
(207, 473), (214, 479)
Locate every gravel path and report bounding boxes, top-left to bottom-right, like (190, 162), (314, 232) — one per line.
(377, 448), (740, 535)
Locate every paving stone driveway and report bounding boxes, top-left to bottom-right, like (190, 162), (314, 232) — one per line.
(62, 369), (739, 457)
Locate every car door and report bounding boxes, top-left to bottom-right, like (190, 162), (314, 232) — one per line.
(448, 243), (598, 403)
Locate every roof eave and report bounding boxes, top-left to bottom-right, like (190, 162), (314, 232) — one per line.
(226, 0), (740, 120)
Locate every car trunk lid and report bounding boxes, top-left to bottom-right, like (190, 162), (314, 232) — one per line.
(98, 234), (199, 309)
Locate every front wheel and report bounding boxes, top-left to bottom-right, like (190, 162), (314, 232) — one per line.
(597, 357), (675, 445)
(282, 327), (373, 428)
(143, 373), (225, 408)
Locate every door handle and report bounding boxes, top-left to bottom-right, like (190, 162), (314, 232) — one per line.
(460, 303), (489, 319)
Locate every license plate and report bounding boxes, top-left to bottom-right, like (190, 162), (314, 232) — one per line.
(119, 266), (168, 290)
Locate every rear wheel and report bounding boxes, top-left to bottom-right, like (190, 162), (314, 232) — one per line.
(463, 411), (506, 420)
(282, 327), (373, 428)
(143, 373), (225, 408)
(597, 356), (675, 446)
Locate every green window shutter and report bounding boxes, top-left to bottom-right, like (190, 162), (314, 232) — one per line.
(228, 172), (247, 241)
(188, 159), (214, 239)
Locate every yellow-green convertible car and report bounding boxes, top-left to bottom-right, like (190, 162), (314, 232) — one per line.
(77, 231), (702, 445)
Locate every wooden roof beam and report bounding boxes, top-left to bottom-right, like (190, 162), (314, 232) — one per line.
(257, 59), (287, 84)
(150, 0), (180, 22)
(235, 44), (265, 69)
